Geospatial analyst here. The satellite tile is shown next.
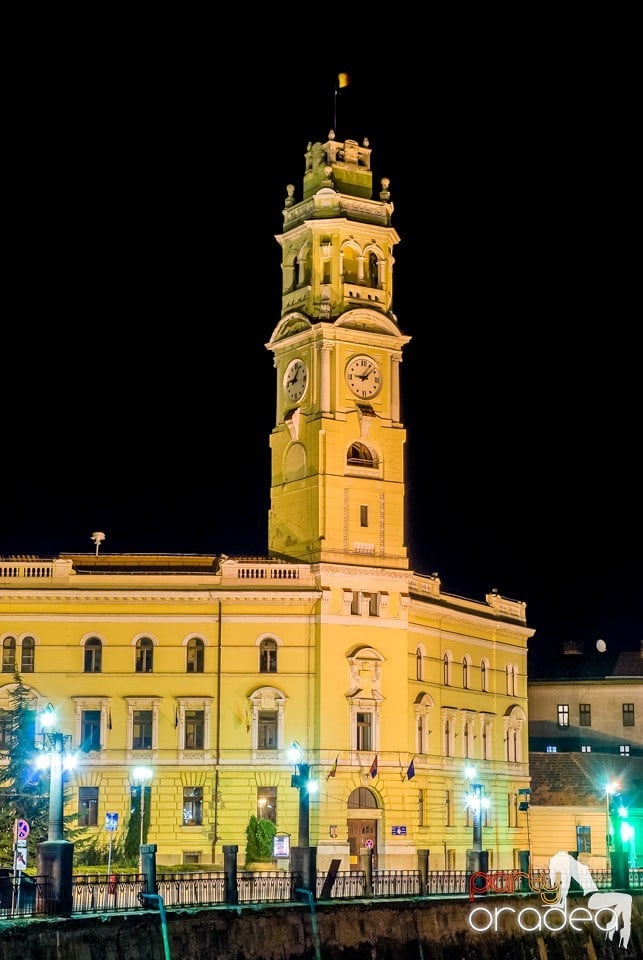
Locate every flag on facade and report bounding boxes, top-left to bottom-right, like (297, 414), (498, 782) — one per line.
(327, 755), (339, 780)
(369, 754), (378, 778)
(108, 708), (112, 731)
(245, 709), (251, 733)
(174, 708), (179, 729)
(406, 758), (415, 780)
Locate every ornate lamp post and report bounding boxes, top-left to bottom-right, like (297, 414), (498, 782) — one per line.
(605, 780), (619, 867)
(132, 766), (154, 873)
(288, 741), (318, 895)
(36, 704), (76, 916)
(465, 766), (490, 876)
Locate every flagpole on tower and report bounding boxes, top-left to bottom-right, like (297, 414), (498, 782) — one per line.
(334, 72), (350, 134)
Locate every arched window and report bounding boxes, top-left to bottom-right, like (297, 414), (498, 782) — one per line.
(135, 637), (154, 673)
(481, 659), (489, 692)
(443, 653), (451, 686)
(368, 252), (379, 287)
(506, 664), (517, 697)
(462, 657), (470, 689)
(260, 638), (277, 673)
(347, 442), (377, 468)
(21, 636), (35, 673)
(186, 637), (204, 673)
(415, 647), (423, 681)
(84, 637), (102, 673)
(2, 637), (16, 673)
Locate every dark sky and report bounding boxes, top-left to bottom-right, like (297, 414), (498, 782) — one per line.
(3, 33), (640, 673)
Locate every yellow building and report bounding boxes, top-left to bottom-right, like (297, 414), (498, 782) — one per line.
(0, 129), (533, 872)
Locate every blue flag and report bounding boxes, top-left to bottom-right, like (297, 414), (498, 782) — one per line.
(406, 758), (415, 780)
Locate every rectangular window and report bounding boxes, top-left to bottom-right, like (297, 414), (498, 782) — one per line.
(546, 745), (557, 753)
(182, 787), (203, 826)
(418, 789), (427, 827)
(445, 789), (452, 827)
(78, 786), (99, 827)
(623, 703), (634, 727)
(557, 704), (569, 728)
(257, 786), (277, 824)
(620, 744), (630, 756)
(257, 710), (278, 750)
(579, 703), (591, 726)
(356, 712), (373, 751)
(576, 825), (591, 853)
(0, 710), (12, 751)
(132, 710), (153, 750)
(81, 710), (101, 752)
(183, 851), (201, 865)
(360, 505), (368, 527)
(581, 744), (592, 752)
(184, 710), (205, 750)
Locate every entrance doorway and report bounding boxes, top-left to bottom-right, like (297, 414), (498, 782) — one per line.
(348, 819), (378, 870)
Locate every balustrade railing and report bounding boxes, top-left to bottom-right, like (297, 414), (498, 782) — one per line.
(1, 867), (642, 919)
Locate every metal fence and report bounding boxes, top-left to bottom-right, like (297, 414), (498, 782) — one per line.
(1, 866), (642, 919)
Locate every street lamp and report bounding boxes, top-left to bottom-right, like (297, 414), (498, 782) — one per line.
(36, 703), (76, 916)
(288, 741), (318, 895)
(465, 767), (490, 875)
(132, 766), (154, 872)
(605, 781), (619, 866)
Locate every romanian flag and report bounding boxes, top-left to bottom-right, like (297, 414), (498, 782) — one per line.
(369, 754), (378, 778)
(327, 755), (339, 780)
(406, 758), (415, 781)
(337, 72), (350, 90)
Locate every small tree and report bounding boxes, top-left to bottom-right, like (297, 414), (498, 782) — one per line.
(0, 673), (81, 865)
(245, 815), (276, 864)
(0, 673), (50, 863)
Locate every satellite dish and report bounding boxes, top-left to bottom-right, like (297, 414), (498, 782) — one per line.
(596, 638), (607, 653)
(91, 532), (106, 556)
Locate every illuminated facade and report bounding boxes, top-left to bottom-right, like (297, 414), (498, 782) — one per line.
(0, 131), (533, 870)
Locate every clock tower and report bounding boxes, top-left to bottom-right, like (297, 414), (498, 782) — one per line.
(267, 132), (410, 569)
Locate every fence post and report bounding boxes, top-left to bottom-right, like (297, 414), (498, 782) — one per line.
(417, 849), (430, 894)
(223, 845), (239, 904)
(140, 844), (157, 894)
(359, 848), (373, 897)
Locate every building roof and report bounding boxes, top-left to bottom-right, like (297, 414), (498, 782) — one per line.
(529, 642), (643, 681)
(529, 751), (643, 806)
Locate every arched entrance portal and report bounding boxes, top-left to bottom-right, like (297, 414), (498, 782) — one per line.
(347, 785), (379, 870)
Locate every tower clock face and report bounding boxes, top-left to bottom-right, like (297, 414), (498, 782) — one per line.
(346, 355), (382, 399)
(283, 358), (308, 402)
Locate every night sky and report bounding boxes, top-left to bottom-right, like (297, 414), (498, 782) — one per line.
(3, 33), (640, 674)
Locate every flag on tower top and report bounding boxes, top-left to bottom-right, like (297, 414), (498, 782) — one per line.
(337, 72), (350, 89)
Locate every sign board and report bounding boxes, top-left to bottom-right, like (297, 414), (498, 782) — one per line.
(364, 838), (374, 848)
(15, 846), (27, 871)
(105, 812), (119, 832)
(391, 826), (407, 836)
(15, 818), (30, 840)
(273, 833), (290, 858)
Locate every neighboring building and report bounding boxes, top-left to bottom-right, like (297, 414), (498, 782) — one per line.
(528, 640), (643, 868)
(0, 129), (533, 872)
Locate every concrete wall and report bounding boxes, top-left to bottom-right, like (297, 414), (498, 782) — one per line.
(0, 894), (641, 959)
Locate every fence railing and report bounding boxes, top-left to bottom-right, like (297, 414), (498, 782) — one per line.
(2, 867), (642, 919)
